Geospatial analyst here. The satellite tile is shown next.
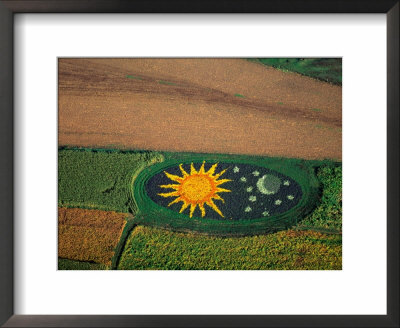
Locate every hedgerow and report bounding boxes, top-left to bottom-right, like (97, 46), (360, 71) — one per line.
(294, 164), (342, 233)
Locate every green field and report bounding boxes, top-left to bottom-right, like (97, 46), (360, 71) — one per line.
(58, 148), (163, 212)
(58, 148), (342, 270)
(250, 58), (342, 85)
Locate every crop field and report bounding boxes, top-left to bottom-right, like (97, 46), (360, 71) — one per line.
(58, 58), (341, 270)
(58, 58), (342, 161)
(58, 148), (163, 212)
(118, 227), (341, 270)
(58, 207), (132, 268)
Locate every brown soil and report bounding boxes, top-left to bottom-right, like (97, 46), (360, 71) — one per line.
(59, 58), (341, 160)
(58, 207), (127, 266)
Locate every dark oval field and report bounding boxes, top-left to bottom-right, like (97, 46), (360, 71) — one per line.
(145, 162), (302, 220)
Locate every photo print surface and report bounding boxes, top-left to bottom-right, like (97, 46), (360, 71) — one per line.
(58, 58), (342, 270)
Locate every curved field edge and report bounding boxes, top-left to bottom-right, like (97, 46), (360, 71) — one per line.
(133, 152), (321, 237)
(118, 226), (342, 270)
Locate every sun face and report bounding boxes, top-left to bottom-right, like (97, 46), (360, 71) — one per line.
(158, 162), (231, 218)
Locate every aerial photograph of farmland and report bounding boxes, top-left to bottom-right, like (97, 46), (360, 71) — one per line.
(58, 58), (342, 270)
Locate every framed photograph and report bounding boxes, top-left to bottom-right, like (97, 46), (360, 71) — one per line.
(0, 1), (398, 327)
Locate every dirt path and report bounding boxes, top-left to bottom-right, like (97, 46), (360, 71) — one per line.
(58, 58), (341, 160)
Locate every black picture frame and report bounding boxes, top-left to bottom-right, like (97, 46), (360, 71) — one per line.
(0, 1), (398, 327)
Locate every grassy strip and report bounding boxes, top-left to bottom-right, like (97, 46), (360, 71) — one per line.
(58, 148), (163, 213)
(58, 207), (128, 266)
(110, 218), (137, 269)
(118, 226), (341, 270)
(58, 258), (108, 270)
(249, 58), (342, 85)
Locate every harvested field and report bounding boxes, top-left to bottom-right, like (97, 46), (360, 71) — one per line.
(58, 58), (342, 160)
(58, 207), (128, 266)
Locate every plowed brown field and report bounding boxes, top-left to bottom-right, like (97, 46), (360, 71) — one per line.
(58, 207), (127, 266)
(58, 58), (341, 160)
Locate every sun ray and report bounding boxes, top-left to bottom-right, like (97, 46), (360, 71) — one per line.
(158, 191), (179, 198)
(215, 179), (231, 186)
(206, 163), (218, 176)
(213, 194), (225, 203)
(216, 187), (231, 193)
(190, 163), (197, 175)
(206, 199), (224, 218)
(179, 164), (189, 178)
(199, 204), (206, 217)
(168, 197), (183, 206)
(189, 203), (197, 218)
(159, 162), (232, 218)
(159, 184), (180, 190)
(214, 168), (227, 179)
(179, 202), (190, 214)
(164, 171), (184, 183)
(199, 161), (206, 174)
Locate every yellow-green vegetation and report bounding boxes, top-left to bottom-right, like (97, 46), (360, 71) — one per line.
(58, 148), (163, 212)
(118, 226), (341, 270)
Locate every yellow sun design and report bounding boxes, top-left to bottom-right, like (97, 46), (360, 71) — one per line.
(158, 162), (231, 218)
